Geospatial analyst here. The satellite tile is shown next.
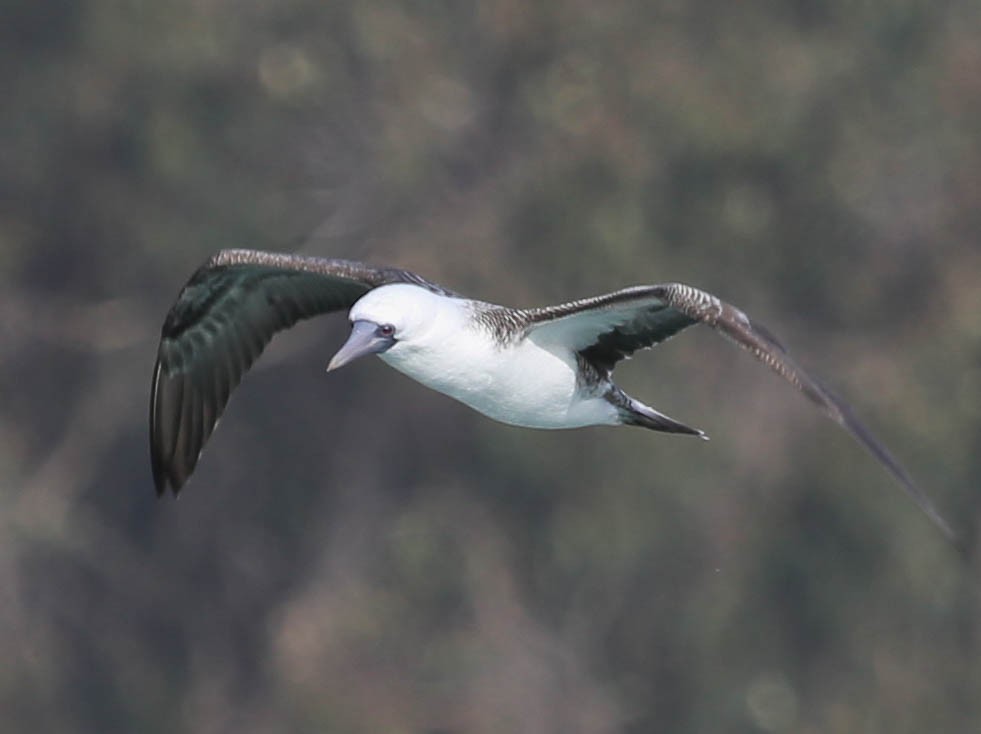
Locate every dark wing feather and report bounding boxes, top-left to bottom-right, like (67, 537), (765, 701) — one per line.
(522, 283), (960, 549)
(520, 285), (697, 375)
(150, 249), (450, 496)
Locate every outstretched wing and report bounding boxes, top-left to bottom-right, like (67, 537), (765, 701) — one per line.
(150, 249), (451, 496)
(522, 283), (960, 548)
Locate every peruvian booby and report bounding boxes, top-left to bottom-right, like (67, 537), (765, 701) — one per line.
(150, 249), (959, 548)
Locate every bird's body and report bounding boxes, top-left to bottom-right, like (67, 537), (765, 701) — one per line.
(387, 318), (608, 430)
(150, 248), (960, 550)
(360, 284), (618, 429)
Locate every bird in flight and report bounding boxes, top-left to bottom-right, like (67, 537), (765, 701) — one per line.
(150, 249), (959, 548)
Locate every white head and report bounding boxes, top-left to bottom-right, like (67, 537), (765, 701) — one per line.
(326, 284), (457, 372)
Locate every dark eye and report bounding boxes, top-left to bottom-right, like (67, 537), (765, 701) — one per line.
(378, 323), (396, 338)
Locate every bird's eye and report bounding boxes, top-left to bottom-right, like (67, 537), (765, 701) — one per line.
(378, 323), (396, 338)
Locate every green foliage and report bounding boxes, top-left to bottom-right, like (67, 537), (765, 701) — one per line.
(2, 0), (979, 731)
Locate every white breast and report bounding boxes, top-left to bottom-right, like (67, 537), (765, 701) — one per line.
(377, 300), (618, 429)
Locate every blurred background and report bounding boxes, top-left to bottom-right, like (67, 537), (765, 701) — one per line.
(2, 1), (980, 732)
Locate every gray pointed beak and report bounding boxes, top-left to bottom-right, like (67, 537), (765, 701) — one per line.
(327, 320), (396, 372)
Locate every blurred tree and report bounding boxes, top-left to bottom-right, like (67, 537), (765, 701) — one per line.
(1, 0), (979, 732)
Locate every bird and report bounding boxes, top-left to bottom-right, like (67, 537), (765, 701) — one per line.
(150, 248), (959, 548)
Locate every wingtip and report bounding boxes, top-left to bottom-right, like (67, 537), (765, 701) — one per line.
(152, 460), (185, 498)
(934, 513), (972, 561)
(153, 473), (175, 498)
(156, 482), (185, 499)
(151, 453), (168, 497)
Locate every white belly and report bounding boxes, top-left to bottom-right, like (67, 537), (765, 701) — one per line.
(380, 334), (618, 429)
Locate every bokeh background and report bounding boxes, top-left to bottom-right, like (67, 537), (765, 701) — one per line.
(3, 1), (981, 732)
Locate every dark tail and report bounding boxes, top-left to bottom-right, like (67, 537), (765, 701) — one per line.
(610, 390), (708, 439)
